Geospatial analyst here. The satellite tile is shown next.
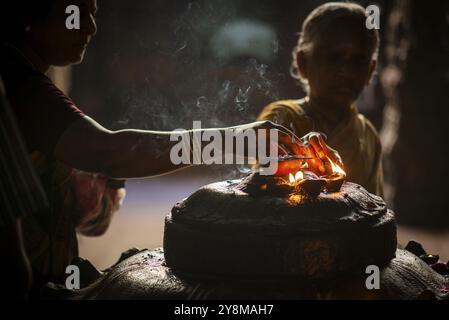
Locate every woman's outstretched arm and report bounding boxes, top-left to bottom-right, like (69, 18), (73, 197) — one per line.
(54, 115), (295, 179)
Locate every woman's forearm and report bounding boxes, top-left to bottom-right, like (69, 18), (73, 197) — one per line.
(56, 117), (194, 178)
(103, 126), (239, 178)
(101, 129), (192, 178)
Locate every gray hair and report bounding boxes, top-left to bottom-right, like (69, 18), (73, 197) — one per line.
(290, 2), (380, 92)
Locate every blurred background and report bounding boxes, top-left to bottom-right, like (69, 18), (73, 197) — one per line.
(50, 0), (449, 269)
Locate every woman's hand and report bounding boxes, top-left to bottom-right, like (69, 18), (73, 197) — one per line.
(301, 132), (344, 175)
(275, 132), (344, 176)
(234, 120), (302, 156)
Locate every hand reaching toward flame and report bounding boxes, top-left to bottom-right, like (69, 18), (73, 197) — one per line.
(300, 132), (344, 175)
(275, 131), (345, 177)
(244, 122), (344, 177)
(237, 120), (308, 157)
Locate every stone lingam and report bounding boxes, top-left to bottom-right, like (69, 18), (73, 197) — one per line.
(163, 172), (397, 281)
(43, 169), (449, 300)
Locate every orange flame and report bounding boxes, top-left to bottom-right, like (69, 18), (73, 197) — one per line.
(289, 171), (304, 184)
(328, 157), (346, 176)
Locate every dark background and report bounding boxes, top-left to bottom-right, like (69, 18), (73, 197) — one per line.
(71, 0), (390, 130)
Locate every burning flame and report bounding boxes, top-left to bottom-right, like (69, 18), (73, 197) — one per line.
(289, 171), (304, 184)
(328, 157), (346, 176)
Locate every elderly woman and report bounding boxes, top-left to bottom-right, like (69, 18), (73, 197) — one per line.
(258, 2), (383, 196)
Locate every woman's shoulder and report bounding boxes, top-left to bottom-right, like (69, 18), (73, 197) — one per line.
(1, 50), (85, 155)
(258, 98), (313, 135)
(258, 98), (308, 119)
(356, 113), (382, 150)
(264, 98), (307, 110)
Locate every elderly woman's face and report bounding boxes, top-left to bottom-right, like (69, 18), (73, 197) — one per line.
(29, 0), (97, 66)
(300, 20), (376, 106)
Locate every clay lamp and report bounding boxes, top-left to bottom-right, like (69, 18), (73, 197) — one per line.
(323, 157), (346, 193)
(289, 170), (326, 198)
